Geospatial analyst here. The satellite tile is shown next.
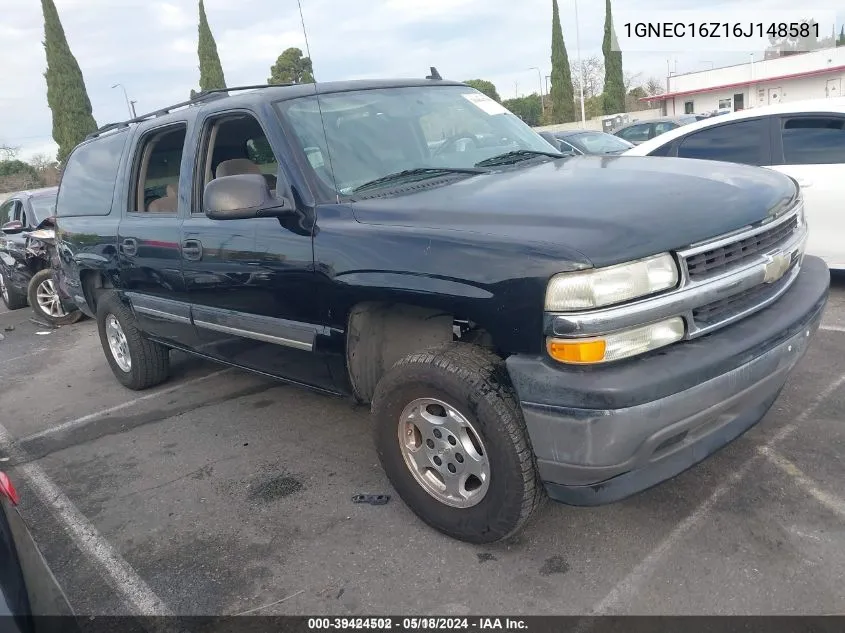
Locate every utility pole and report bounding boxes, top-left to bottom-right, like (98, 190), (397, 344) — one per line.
(529, 67), (544, 113)
(574, 0), (586, 127)
(111, 83), (134, 119)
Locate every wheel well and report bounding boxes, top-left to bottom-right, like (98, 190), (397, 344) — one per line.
(80, 270), (113, 312)
(345, 302), (495, 404)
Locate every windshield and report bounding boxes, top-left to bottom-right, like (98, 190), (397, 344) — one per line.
(29, 194), (57, 223)
(277, 85), (559, 195)
(565, 131), (632, 154)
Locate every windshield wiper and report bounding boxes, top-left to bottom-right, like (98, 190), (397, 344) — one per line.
(352, 167), (485, 194)
(474, 149), (564, 167)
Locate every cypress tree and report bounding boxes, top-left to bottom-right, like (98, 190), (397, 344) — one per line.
(838, 26), (844, 46)
(602, 0), (626, 115)
(550, 0), (575, 123)
(41, 0), (97, 164)
(197, 0), (227, 91)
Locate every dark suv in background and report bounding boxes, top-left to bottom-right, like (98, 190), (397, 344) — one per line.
(1, 188), (57, 311)
(53, 76), (829, 543)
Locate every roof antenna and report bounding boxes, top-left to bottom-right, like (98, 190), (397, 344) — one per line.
(426, 66), (443, 80)
(297, 0), (340, 203)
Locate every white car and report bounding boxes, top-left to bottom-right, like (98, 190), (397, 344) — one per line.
(625, 97), (845, 269)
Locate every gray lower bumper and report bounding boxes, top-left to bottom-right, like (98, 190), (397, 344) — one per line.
(509, 256), (829, 506)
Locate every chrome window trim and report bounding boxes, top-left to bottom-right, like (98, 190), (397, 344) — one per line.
(548, 200), (806, 340)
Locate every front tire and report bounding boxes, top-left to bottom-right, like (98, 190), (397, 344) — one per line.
(27, 269), (82, 325)
(96, 292), (170, 390)
(372, 343), (544, 543)
(1, 271), (27, 310)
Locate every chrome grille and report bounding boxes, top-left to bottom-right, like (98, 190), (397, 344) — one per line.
(692, 270), (794, 327)
(685, 215), (798, 280)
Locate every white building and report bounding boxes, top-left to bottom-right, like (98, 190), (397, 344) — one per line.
(643, 47), (845, 116)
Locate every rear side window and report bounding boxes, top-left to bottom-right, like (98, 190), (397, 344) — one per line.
(57, 132), (128, 217)
(781, 116), (845, 165)
(130, 124), (187, 214)
(676, 119), (768, 166)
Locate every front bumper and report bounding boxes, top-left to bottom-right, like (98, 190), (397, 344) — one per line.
(506, 255), (830, 506)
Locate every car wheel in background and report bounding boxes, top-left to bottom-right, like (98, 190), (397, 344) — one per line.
(1, 271), (28, 310)
(27, 269), (82, 325)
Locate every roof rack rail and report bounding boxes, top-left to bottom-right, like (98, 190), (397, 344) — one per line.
(85, 83), (292, 140)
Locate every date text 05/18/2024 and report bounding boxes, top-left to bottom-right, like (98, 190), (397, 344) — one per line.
(624, 21), (819, 40)
(307, 617), (528, 630)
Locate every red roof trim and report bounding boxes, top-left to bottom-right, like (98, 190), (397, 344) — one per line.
(639, 64), (845, 101)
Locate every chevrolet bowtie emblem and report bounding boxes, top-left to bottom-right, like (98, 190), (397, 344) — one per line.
(762, 252), (791, 284)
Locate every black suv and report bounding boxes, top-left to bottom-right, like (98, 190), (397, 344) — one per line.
(54, 77), (829, 543)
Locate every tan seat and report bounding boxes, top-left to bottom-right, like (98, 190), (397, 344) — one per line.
(147, 183), (178, 213)
(215, 158), (262, 179)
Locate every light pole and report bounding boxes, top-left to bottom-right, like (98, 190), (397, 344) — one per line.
(111, 83), (136, 118)
(528, 67), (544, 113)
(573, 0), (586, 127)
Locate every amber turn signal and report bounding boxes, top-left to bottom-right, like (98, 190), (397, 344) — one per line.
(547, 338), (607, 364)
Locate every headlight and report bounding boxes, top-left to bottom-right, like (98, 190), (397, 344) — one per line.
(545, 253), (679, 311)
(547, 317), (685, 364)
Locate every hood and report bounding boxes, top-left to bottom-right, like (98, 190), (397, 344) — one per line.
(350, 155), (798, 268)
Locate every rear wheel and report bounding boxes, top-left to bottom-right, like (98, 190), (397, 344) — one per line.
(372, 343), (544, 543)
(27, 269), (82, 325)
(0, 272), (27, 310)
(96, 292), (170, 390)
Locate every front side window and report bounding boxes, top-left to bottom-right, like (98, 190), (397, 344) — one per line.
(277, 85), (556, 195)
(616, 124), (651, 143)
(57, 131), (129, 217)
(676, 119), (768, 166)
(196, 112), (279, 213)
(0, 200), (16, 226)
(653, 121), (678, 135)
(781, 116), (845, 165)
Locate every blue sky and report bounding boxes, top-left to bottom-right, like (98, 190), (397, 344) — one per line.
(1, 0), (843, 160)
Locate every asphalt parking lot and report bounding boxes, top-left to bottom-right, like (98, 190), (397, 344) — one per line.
(2, 277), (845, 617)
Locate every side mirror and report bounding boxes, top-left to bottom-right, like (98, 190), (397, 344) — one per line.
(1, 221), (24, 235)
(203, 174), (294, 221)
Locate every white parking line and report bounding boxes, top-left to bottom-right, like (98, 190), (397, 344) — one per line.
(760, 447), (845, 520)
(820, 325), (845, 333)
(17, 368), (232, 445)
(0, 422), (172, 615)
(588, 371), (845, 616)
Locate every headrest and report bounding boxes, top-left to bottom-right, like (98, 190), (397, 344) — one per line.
(216, 158), (262, 179)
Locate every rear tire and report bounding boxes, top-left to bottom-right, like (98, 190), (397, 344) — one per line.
(27, 269), (82, 325)
(372, 342), (544, 543)
(1, 272), (27, 310)
(96, 292), (170, 390)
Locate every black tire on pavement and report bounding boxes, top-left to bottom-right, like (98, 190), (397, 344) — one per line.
(27, 269), (83, 325)
(371, 342), (544, 544)
(0, 272), (28, 310)
(96, 291), (170, 390)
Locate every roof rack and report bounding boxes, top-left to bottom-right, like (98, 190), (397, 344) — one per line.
(86, 83), (293, 140)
